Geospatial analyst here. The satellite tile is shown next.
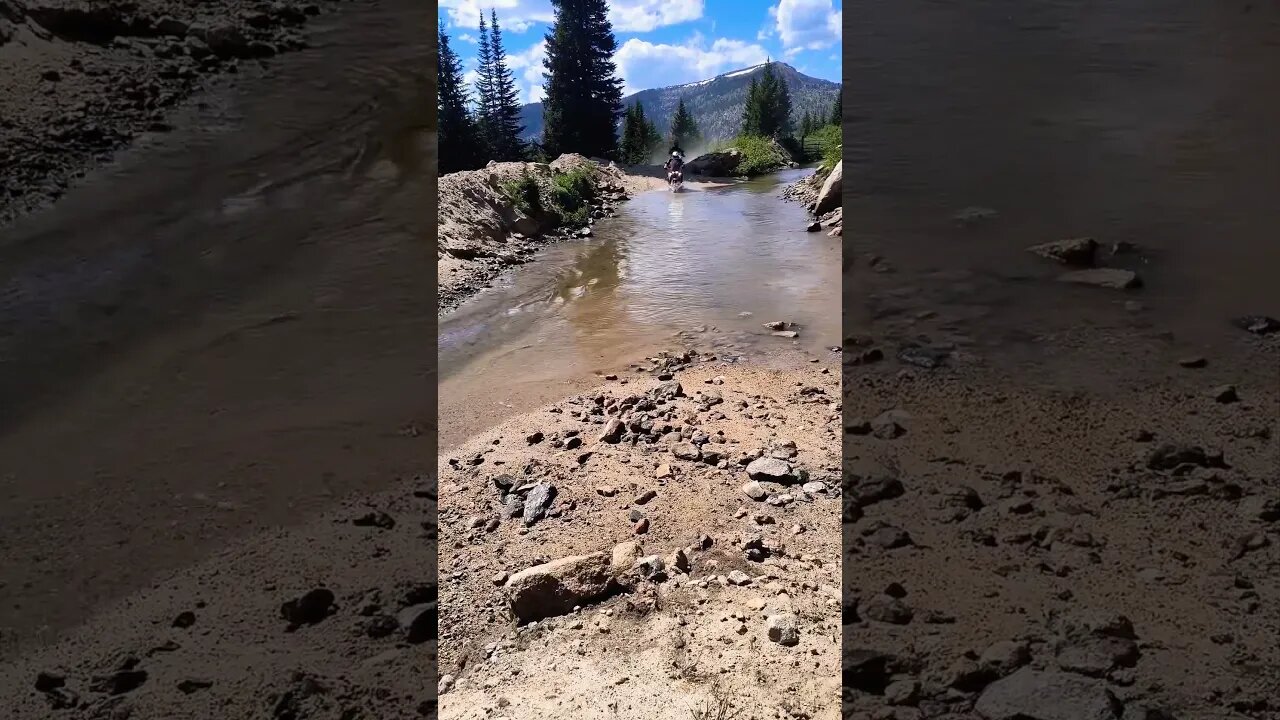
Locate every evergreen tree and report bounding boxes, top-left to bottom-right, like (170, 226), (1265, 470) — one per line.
(829, 91), (842, 126)
(668, 97), (700, 149)
(438, 29), (482, 174)
(740, 61), (794, 139)
(619, 101), (661, 164)
(485, 10), (526, 160)
(763, 61), (794, 138)
(474, 11), (496, 151)
(741, 77), (763, 136)
(542, 0), (625, 159)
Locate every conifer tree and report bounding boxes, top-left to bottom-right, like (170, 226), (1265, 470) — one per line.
(542, 0), (624, 158)
(438, 29), (482, 174)
(668, 97), (700, 149)
(474, 10), (525, 161)
(474, 11), (496, 151)
(829, 91), (842, 126)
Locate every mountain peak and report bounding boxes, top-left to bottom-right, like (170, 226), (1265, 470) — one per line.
(519, 64), (838, 145)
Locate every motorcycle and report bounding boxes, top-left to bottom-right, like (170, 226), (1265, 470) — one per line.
(667, 169), (683, 192)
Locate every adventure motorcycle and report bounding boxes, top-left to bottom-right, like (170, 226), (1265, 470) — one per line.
(666, 151), (685, 192)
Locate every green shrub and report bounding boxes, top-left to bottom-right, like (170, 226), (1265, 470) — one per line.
(501, 173), (543, 217)
(811, 124), (842, 169)
(730, 135), (787, 177)
(549, 167), (597, 227)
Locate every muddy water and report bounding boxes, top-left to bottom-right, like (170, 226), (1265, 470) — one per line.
(849, 0), (1280, 385)
(0, 1), (430, 654)
(439, 169), (841, 449)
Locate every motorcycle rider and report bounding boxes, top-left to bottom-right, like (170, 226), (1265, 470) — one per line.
(664, 149), (684, 184)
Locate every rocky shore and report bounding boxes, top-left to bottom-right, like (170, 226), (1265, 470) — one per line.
(0, 0), (344, 226)
(784, 160), (842, 236)
(438, 351), (842, 719)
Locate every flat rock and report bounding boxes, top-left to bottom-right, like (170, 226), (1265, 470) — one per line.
(1029, 237), (1098, 266)
(1057, 268), (1142, 290)
(975, 669), (1122, 720)
(746, 457), (792, 481)
(505, 552), (618, 623)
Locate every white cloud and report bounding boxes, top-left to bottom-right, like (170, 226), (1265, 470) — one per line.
(506, 39), (548, 104)
(616, 37), (771, 94)
(609, 0), (704, 32)
(438, 0), (553, 34)
(458, 33), (477, 43)
(769, 0), (841, 51)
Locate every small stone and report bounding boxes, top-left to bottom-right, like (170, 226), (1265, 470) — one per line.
(746, 457), (792, 481)
(1211, 385), (1239, 403)
(727, 570), (752, 586)
(597, 486), (617, 497)
(635, 489), (658, 505)
(655, 463), (673, 478)
(884, 679), (920, 706)
(1178, 356), (1207, 369)
(280, 588), (335, 627)
(1057, 268), (1142, 290)
(672, 442), (701, 461)
(863, 595), (913, 624)
(172, 611), (196, 629)
(599, 418), (624, 443)
(634, 518), (650, 534)
(742, 481), (768, 500)
(766, 613), (800, 646)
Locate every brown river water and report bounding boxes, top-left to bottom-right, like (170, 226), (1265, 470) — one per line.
(438, 169), (842, 449)
(847, 0), (1280, 388)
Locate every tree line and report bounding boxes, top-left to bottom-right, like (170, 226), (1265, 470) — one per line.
(438, 0), (842, 174)
(438, 0), (624, 174)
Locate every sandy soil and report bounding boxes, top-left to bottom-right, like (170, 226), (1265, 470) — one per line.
(0, 0), (346, 226)
(437, 356), (842, 720)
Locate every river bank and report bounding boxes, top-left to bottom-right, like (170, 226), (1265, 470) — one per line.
(0, 0), (430, 688)
(0, 0), (355, 227)
(437, 155), (736, 315)
(839, 0), (1279, 716)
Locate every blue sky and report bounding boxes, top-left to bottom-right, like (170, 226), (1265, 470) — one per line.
(439, 0), (842, 104)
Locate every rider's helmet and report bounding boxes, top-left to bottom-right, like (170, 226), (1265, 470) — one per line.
(672, 151), (680, 157)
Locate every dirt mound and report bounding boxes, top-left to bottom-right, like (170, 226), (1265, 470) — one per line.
(437, 155), (641, 315)
(438, 357), (842, 719)
(0, 0), (335, 226)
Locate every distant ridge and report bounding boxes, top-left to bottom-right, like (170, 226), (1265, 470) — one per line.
(518, 62), (840, 147)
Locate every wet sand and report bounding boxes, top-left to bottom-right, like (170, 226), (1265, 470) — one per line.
(840, 1), (1279, 717)
(0, 0), (431, 659)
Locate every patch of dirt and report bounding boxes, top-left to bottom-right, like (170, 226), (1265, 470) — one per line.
(436, 357), (842, 719)
(839, 330), (1280, 718)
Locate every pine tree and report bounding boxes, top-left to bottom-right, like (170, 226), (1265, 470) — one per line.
(619, 101), (661, 164)
(474, 11), (496, 154)
(765, 61), (794, 138)
(438, 30), (482, 174)
(829, 91), (842, 126)
(740, 61), (795, 139)
(668, 97), (700, 149)
(485, 10), (525, 160)
(542, 0), (624, 159)
(741, 77), (763, 136)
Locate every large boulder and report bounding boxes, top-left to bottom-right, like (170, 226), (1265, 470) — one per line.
(974, 669), (1122, 720)
(686, 150), (743, 177)
(814, 161), (842, 215)
(504, 552), (620, 623)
